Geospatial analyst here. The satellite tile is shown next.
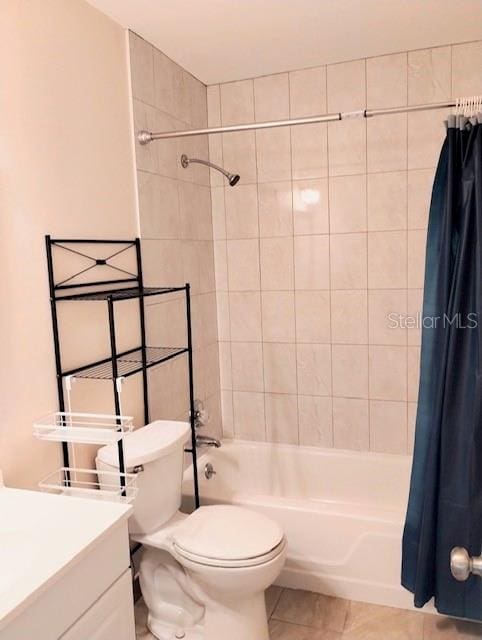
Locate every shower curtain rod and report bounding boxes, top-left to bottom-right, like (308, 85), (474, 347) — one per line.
(138, 100), (456, 144)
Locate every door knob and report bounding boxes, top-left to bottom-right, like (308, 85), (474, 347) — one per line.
(450, 547), (482, 581)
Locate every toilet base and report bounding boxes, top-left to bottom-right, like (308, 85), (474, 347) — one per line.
(147, 613), (203, 640)
(204, 591), (269, 640)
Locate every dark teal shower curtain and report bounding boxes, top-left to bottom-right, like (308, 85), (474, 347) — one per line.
(402, 117), (482, 619)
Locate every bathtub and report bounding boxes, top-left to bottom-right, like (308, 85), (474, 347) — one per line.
(182, 439), (416, 610)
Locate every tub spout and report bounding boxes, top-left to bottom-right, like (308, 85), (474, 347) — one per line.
(196, 434), (222, 448)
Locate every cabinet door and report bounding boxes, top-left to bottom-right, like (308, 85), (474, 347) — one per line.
(60, 570), (135, 640)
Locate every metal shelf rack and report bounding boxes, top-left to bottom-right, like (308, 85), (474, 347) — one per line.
(45, 236), (200, 507)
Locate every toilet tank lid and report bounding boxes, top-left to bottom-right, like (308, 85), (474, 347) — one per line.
(96, 420), (191, 469)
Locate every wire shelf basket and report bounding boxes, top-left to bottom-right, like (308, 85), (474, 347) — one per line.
(33, 412), (134, 445)
(38, 467), (138, 503)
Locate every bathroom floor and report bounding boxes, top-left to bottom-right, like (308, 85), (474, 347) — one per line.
(135, 586), (482, 639)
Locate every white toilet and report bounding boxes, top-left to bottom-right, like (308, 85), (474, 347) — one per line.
(96, 421), (286, 640)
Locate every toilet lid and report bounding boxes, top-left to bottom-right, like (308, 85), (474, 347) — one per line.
(172, 505), (284, 565)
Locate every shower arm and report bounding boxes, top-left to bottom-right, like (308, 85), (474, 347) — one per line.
(181, 155), (231, 180)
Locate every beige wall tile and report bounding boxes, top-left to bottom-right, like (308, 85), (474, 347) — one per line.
(408, 169), (433, 229)
(218, 341), (232, 390)
(260, 237), (294, 290)
(367, 172), (407, 231)
(408, 402), (417, 455)
(330, 233), (367, 290)
(293, 178), (329, 235)
(221, 390), (234, 437)
(407, 289), (423, 346)
(216, 291), (230, 341)
(130, 34), (154, 105)
(327, 59), (366, 112)
(452, 41), (482, 97)
(211, 186), (226, 239)
(369, 289), (407, 345)
(370, 400), (407, 454)
(231, 341), (264, 392)
(408, 346), (421, 402)
(294, 235), (330, 290)
(263, 342), (297, 393)
(408, 110), (448, 170)
(142, 238), (183, 286)
(328, 120), (366, 176)
(133, 99), (160, 173)
(254, 73), (290, 121)
(408, 229), (427, 289)
(222, 131), (257, 184)
(229, 291), (262, 342)
(368, 231), (407, 289)
(225, 183), (259, 239)
(262, 291), (296, 343)
(153, 49), (183, 116)
(138, 172), (178, 240)
(333, 397), (369, 450)
(208, 132), (224, 187)
(408, 47), (451, 105)
(233, 391), (265, 440)
(156, 112), (180, 180)
(227, 238), (260, 291)
(367, 113), (407, 173)
(220, 79), (254, 125)
(256, 128), (292, 183)
(259, 181), (294, 237)
(331, 290), (368, 344)
(332, 345), (368, 398)
(265, 393), (299, 444)
(329, 175), (367, 233)
(207, 84), (221, 127)
(297, 343), (332, 396)
(214, 240), (228, 290)
(291, 123), (328, 180)
(289, 66), (327, 118)
(295, 290), (331, 343)
(369, 345), (407, 401)
(299, 396), (333, 447)
(367, 53), (407, 109)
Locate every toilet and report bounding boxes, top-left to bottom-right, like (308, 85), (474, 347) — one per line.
(96, 421), (286, 640)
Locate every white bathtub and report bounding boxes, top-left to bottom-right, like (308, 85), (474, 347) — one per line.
(182, 439), (416, 610)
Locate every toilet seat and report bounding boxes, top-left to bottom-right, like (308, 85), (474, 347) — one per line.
(173, 538), (286, 568)
(171, 505), (285, 568)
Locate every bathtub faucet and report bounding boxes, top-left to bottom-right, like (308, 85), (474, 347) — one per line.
(195, 434), (222, 448)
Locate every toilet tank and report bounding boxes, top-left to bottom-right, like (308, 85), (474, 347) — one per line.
(96, 420), (191, 535)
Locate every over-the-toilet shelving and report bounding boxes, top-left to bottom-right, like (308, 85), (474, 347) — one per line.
(44, 236), (200, 507)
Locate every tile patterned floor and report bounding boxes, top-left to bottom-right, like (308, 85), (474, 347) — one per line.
(135, 586), (482, 639)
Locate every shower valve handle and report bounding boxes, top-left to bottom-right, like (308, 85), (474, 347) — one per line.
(450, 547), (482, 581)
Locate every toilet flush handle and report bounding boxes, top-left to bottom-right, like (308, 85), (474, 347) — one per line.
(450, 547), (482, 581)
(132, 464), (144, 474)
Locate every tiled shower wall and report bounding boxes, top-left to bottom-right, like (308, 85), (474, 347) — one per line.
(129, 32), (221, 436)
(209, 41), (482, 454)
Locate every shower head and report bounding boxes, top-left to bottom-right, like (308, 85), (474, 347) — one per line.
(181, 154), (240, 187)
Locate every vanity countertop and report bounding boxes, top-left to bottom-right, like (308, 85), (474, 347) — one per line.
(0, 487), (132, 631)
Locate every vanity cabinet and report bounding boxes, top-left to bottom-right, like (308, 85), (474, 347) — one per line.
(0, 489), (135, 640)
(60, 570), (135, 640)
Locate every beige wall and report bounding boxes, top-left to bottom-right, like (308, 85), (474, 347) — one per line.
(0, 0), (139, 487)
(209, 41), (482, 454)
(128, 33), (221, 437)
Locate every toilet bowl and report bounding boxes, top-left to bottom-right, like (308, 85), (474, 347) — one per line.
(96, 421), (286, 640)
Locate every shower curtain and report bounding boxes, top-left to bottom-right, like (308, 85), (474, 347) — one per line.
(402, 115), (482, 619)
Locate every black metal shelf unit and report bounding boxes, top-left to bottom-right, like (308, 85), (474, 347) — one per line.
(45, 236), (200, 507)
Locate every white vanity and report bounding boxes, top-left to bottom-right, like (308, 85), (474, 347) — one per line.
(0, 487), (135, 640)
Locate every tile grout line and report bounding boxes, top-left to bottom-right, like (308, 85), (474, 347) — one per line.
(325, 64), (336, 449)
(288, 71), (301, 447)
(252, 79), (268, 443)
